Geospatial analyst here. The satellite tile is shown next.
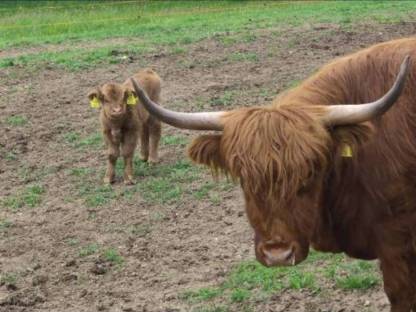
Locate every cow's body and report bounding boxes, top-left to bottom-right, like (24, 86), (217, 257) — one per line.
(132, 38), (416, 311)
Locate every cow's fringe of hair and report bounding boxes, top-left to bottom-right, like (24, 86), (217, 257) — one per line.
(219, 105), (331, 204)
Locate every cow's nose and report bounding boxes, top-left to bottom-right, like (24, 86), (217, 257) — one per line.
(258, 241), (295, 267)
(113, 107), (122, 113)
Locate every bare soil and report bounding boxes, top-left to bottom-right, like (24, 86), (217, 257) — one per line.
(1, 21), (416, 312)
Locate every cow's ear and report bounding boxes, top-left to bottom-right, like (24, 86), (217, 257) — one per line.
(330, 122), (374, 156)
(188, 134), (225, 171)
(87, 87), (102, 100)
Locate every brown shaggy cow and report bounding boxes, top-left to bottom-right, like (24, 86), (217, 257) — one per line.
(131, 38), (416, 311)
(88, 68), (161, 184)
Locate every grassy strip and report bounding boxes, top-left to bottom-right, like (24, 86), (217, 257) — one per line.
(1, 1), (415, 70)
(182, 251), (380, 307)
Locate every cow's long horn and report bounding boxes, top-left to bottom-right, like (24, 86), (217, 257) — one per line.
(323, 55), (410, 126)
(130, 78), (224, 131)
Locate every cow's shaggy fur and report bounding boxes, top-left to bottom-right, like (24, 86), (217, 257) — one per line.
(188, 38), (416, 311)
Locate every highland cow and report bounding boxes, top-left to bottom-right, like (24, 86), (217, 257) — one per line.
(88, 68), (161, 184)
(132, 38), (416, 311)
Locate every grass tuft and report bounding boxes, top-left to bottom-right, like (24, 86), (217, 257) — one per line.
(6, 115), (28, 126)
(2, 184), (45, 210)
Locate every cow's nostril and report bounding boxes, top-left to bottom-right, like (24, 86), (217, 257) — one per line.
(261, 245), (295, 267)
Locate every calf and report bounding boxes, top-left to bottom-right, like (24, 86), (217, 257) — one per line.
(88, 68), (162, 184)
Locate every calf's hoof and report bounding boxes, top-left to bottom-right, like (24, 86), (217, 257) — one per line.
(139, 154), (148, 162)
(124, 176), (135, 185)
(103, 176), (115, 185)
(148, 157), (159, 165)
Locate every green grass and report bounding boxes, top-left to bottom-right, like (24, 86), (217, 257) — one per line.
(0, 219), (12, 232)
(102, 248), (124, 265)
(1, 1), (415, 70)
(210, 91), (236, 107)
(0, 272), (17, 286)
(2, 184), (45, 211)
(161, 134), (189, 147)
(69, 156), (204, 207)
(0, 44), (153, 70)
(229, 52), (258, 62)
(63, 131), (103, 149)
(6, 115), (28, 126)
(182, 250), (380, 307)
(78, 243), (99, 257)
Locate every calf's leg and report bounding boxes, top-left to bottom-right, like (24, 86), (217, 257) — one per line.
(148, 118), (161, 164)
(121, 130), (138, 185)
(139, 123), (149, 162)
(103, 132), (120, 184)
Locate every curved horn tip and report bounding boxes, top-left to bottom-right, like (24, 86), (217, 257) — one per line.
(324, 55), (411, 126)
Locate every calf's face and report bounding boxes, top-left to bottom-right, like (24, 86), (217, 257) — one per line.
(88, 83), (136, 118)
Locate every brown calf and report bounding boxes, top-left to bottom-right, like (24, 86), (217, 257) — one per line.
(88, 68), (161, 184)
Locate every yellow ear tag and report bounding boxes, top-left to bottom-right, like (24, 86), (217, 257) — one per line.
(341, 144), (353, 158)
(127, 94), (138, 105)
(90, 96), (101, 109)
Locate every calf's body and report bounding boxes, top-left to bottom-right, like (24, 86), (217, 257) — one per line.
(89, 68), (161, 184)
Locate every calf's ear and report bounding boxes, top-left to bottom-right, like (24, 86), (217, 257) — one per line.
(87, 87), (103, 101)
(188, 134), (225, 172)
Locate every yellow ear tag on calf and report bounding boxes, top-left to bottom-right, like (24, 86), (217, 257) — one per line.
(341, 144), (353, 158)
(127, 94), (138, 105)
(90, 96), (101, 109)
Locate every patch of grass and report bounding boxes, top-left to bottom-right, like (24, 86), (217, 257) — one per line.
(182, 251), (380, 308)
(80, 184), (116, 207)
(102, 248), (124, 265)
(229, 52), (258, 62)
(66, 237), (80, 246)
(79, 243), (99, 257)
(63, 131), (81, 144)
(287, 270), (317, 290)
(63, 131), (102, 149)
(194, 182), (216, 200)
(6, 115), (27, 126)
(5, 151), (17, 161)
(161, 135), (189, 147)
(138, 159), (201, 204)
(171, 46), (187, 55)
(128, 223), (152, 237)
(2, 184), (45, 210)
(0, 45), (153, 70)
(0, 273), (17, 286)
(0, 219), (12, 232)
(230, 288), (250, 303)
(76, 132), (103, 149)
(2, 2), (414, 70)
(210, 91), (236, 107)
(183, 287), (224, 303)
(69, 167), (94, 177)
(334, 260), (379, 290)
(191, 305), (230, 312)
(140, 178), (183, 204)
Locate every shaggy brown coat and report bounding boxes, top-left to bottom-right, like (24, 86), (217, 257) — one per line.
(88, 68), (161, 184)
(188, 38), (416, 311)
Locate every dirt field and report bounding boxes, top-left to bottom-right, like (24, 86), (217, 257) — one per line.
(1, 21), (416, 312)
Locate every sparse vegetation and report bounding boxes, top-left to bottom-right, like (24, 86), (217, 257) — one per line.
(182, 251), (380, 305)
(102, 248), (124, 265)
(2, 184), (45, 210)
(6, 115), (28, 126)
(79, 243), (99, 257)
(0, 219), (12, 232)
